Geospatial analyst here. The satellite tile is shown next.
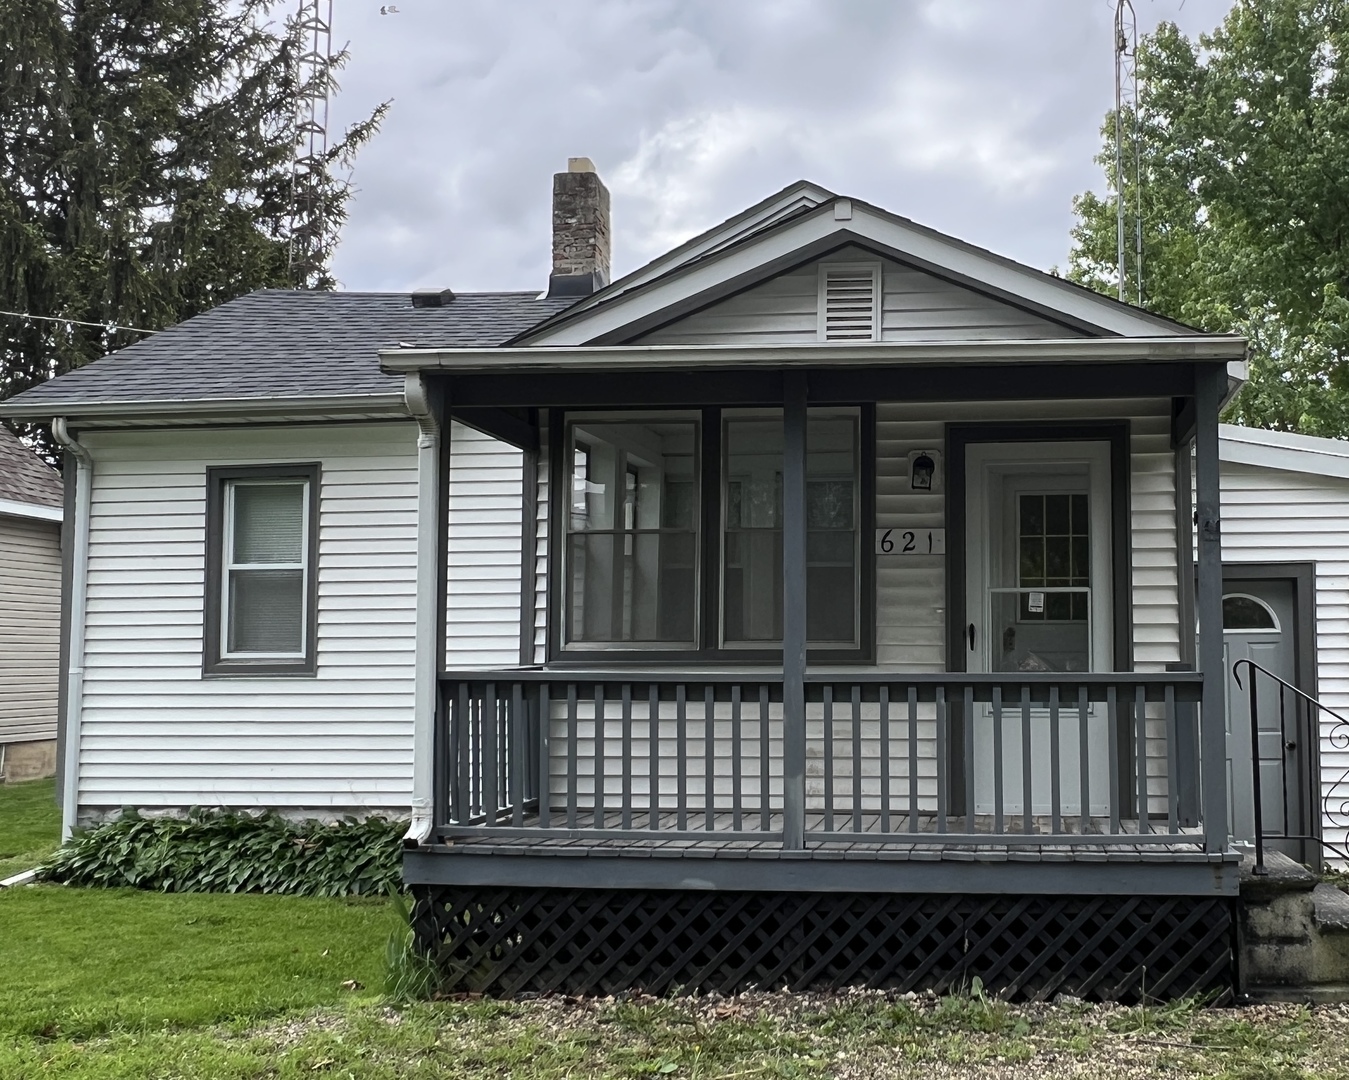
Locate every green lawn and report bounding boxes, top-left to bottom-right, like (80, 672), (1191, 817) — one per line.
(0, 776), (61, 878)
(0, 886), (389, 1040)
(3, 779), (1346, 1077)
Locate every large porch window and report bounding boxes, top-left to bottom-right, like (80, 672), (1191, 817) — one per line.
(559, 407), (868, 658)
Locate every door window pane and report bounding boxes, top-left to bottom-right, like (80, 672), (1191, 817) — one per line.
(565, 417), (698, 646)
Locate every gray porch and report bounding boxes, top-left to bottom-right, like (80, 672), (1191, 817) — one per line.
(396, 353), (1238, 898)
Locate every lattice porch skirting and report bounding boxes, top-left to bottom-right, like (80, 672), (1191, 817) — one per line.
(411, 887), (1235, 1002)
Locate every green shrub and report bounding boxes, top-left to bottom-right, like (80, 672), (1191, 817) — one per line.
(40, 808), (407, 896)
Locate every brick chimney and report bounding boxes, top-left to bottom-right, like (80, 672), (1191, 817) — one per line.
(548, 157), (611, 297)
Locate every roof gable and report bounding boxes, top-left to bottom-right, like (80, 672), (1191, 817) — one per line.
(636, 246), (1084, 346)
(519, 193), (1196, 347)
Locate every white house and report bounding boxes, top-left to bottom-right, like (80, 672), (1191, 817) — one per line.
(1216, 424), (1349, 870)
(0, 161), (1274, 1000)
(0, 424), (63, 783)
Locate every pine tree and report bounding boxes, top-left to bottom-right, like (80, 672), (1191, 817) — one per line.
(0, 0), (387, 452)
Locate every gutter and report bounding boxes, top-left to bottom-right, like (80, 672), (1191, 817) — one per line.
(0, 391), (407, 423)
(51, 418), (91, 841)
(403, 374), (439, 848)
(379, 336), (1250, 375)
(0, 497), (62, 523)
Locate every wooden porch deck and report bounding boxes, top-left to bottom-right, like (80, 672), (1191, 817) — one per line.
(434, 809), (1227, 865)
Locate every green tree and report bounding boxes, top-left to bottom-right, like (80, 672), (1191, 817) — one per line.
(0, 0), (386, 451)
(1068, 0), (1349, 435)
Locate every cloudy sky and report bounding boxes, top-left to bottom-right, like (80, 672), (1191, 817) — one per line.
(326, 0), (1233, 294)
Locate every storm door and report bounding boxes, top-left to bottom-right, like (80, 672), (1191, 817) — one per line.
(965, 442), (1114, 817)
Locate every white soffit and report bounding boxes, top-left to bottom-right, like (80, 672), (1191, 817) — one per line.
(523, 199), (1193, 347)
(1220, 423), (1349, 481)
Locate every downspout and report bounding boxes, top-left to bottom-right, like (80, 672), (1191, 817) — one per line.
(51, 418), (91, 841)
(403, 374), (439, 847)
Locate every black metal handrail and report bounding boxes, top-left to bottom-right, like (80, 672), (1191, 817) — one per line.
(1232, 658), (1349, 875)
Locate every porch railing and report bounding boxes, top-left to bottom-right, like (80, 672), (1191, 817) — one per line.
(436, 670), (1206, 848)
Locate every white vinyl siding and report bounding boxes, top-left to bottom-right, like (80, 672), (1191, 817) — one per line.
(445, 423), (526, 667)
(0, 514), (62, 744)
(1218, 460), (1349, 858)
(73, 420), (530, 819)
(636, 248), (1079, 346)
(75, 423), (418, 817)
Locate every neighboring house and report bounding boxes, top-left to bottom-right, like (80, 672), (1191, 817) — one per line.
(0, 424), (63, 782)
(0, 160), (1266, 1000)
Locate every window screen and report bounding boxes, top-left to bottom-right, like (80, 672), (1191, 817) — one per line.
(204, 463), (319, 675)
(226, 481), (308, 654)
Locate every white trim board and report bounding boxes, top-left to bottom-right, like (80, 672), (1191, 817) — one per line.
(1220, 424), (1349, 481)
(0, 497), (61, 523)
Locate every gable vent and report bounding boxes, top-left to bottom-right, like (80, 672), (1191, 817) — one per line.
(818, 262), (882, 341)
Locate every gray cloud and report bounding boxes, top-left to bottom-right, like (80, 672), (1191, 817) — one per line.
(327, 0), (1232, 293)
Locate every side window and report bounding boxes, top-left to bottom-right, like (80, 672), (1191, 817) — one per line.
(204, 464), (319, 676)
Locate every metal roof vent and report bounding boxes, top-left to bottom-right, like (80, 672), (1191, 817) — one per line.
(411, 288), (456, 308)
(818, 262), (881, 341)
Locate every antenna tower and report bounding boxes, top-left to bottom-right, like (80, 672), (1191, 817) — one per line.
(1114, 0), (1143, 305)
(288, 0), (334, 286)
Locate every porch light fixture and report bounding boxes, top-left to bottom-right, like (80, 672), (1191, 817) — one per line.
(909, 450), (940, 491)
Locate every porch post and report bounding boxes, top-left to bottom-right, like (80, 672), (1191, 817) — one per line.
(404, 373), (448, 846)
(782, 372), (808, 850)
(1194, 363), (1229, 853)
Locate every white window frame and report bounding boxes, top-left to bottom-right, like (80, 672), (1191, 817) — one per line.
(220, 477), (312, 660)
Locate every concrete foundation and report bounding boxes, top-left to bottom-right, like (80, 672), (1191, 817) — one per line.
(0, 739), (56, 783)
(1239, 851), (1349, 1002)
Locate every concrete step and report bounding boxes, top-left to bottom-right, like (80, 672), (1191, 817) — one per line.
(1239, 849), (1318, 900)
(1313, 883), (1349, 934)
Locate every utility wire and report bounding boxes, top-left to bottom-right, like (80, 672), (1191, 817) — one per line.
(0, 308), (159, 335)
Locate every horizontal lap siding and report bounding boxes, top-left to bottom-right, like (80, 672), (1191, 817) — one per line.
(637, 248), (1076, 345)
(1218, 461), (1349, 856)
(0, 514), (62, 743)
(77, 423), (419, 816)
(445, 423), (525, 667)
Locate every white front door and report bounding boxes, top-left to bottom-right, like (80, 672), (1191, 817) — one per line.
(965, 442), (1114, 817)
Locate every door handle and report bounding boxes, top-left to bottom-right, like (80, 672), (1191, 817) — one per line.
(968, 623), (976, 651)
(1285, 741), (1297, 752)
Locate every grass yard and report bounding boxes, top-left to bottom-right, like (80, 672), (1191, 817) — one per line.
(0, 776), (61, 878)
(4, 786), (1348, 1078)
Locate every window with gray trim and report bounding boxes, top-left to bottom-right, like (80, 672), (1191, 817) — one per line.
(204, 463), (319, 676)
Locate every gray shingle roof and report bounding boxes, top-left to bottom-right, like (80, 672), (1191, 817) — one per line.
(2, 289), (575, 411)
(0, 424), (62, 508)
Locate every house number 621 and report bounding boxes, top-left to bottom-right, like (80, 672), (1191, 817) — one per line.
(875, 528), (946, 556)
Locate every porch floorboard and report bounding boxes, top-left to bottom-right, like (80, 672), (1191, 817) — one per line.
(435, 809), (1229, 864)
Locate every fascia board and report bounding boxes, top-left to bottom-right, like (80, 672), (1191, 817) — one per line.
(380, 336), (1248, 375)
(1220, 425), (1349, 481)
(0, 392), (408, 423)
(0, 497), (61, 523)
(525, 203), (1190, 346)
